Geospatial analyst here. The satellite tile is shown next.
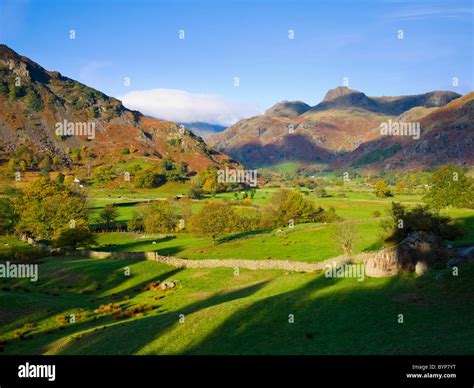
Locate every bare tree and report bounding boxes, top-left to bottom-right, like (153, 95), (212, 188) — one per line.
(333, 222), (358, 256)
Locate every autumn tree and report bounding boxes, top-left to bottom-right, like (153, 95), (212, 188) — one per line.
(142, 201), (178, 233)
(14, 177), (88, 239)
(94, 164), (116, 184)
(264, 189), (335, 228)
(54, 220), (95, 249)
(127, 213), (143, 232)
(423, 165), (474, 209)
(161, 157), (187, 182)
(188, 202), (238, 239)
(187, 186), (203, 199)
(135, 168), (166, 189)
(374, 180), (392, 198)
(194, 167), (226, 194)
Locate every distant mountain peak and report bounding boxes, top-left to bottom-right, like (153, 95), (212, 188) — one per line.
(310, 87), (461, 116)
(323, 86), (361, 102)
(209, 86), (465, 169)
(264, 100), (311, 118)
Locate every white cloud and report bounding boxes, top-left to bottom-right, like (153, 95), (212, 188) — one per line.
(119, 88), (262, 127)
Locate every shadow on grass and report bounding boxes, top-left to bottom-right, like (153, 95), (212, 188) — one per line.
(94, 236), (177, 252)
(362, 239), (385, 253)
(95, 267), (184, 302)
(3, 256), (181, 309)
(0, 262), (184, 353)
(87, 201), (144, 211)
(216, 229), (274, 244)
(51, 280), (271, 355)
(451, 215), (474, 247)
(8, 256), (142, 293)
(5, 256), (474, 355)
(182, 266), (474, 355)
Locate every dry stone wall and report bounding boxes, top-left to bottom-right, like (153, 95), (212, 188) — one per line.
(24, 232), (456, 278)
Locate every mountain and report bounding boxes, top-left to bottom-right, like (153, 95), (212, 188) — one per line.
(322, 86), (360, 102)
(177, 122), (227, 139)
(310, 87), (379, 113)
(311, 86), (460, 116)
(332, 92), (474, 171)
(207, 86), (463, 168)
(0, 44), (235, 173)
(264, 100), (311, 118)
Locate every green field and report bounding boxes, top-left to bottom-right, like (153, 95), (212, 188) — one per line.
(259, 161), (300, 176)
(1, 177), (473, 356)
(88, 181), (191, 200)
(91, 220), (385, 262)
(1, 255), (473, 355)
(85, 183), (474, 255)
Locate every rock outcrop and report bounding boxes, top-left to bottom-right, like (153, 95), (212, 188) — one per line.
(365, 232), (451, 277)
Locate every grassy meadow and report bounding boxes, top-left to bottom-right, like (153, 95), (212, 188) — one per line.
(1, 255), (473, 355)
(1, 174), (473, 356)
(84, 182), (474, 259)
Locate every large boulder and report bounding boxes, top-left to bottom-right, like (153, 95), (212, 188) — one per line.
(365, 232), (449, 278)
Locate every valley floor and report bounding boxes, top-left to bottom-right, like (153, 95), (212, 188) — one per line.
(1, 256), (473, 355)
(1, 183), (473, 355)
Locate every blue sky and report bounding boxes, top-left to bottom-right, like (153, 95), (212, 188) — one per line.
(1, 0), (472, 125)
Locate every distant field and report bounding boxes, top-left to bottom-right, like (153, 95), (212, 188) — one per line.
(88, 181), (191, 200)
(179, 220), (385, 261)
(208, 188), (279, 206)
(323, 189), (423, 203)
(1, 255), (472, 355)
(88, 201), (148, 227)
(85, 184), (474, 250)
(259, 161), (300, 175)
(92, 220), (384, 262)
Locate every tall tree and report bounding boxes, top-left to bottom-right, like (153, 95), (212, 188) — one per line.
(99, 205), (119, 229)
(188, 202), (238, 239)
(0, 198), (18, 235)
(374, 180), (392, 198)
(424, 165), (473, 209)
(142, 201), (178, 233)
(54, 220), (95, 249)
(14, 177), (88, 239)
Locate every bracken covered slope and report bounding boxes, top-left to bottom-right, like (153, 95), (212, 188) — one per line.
(208, 86), (464, 169)
(332, 92), (474, 171)
(0, 44), (236, 172)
